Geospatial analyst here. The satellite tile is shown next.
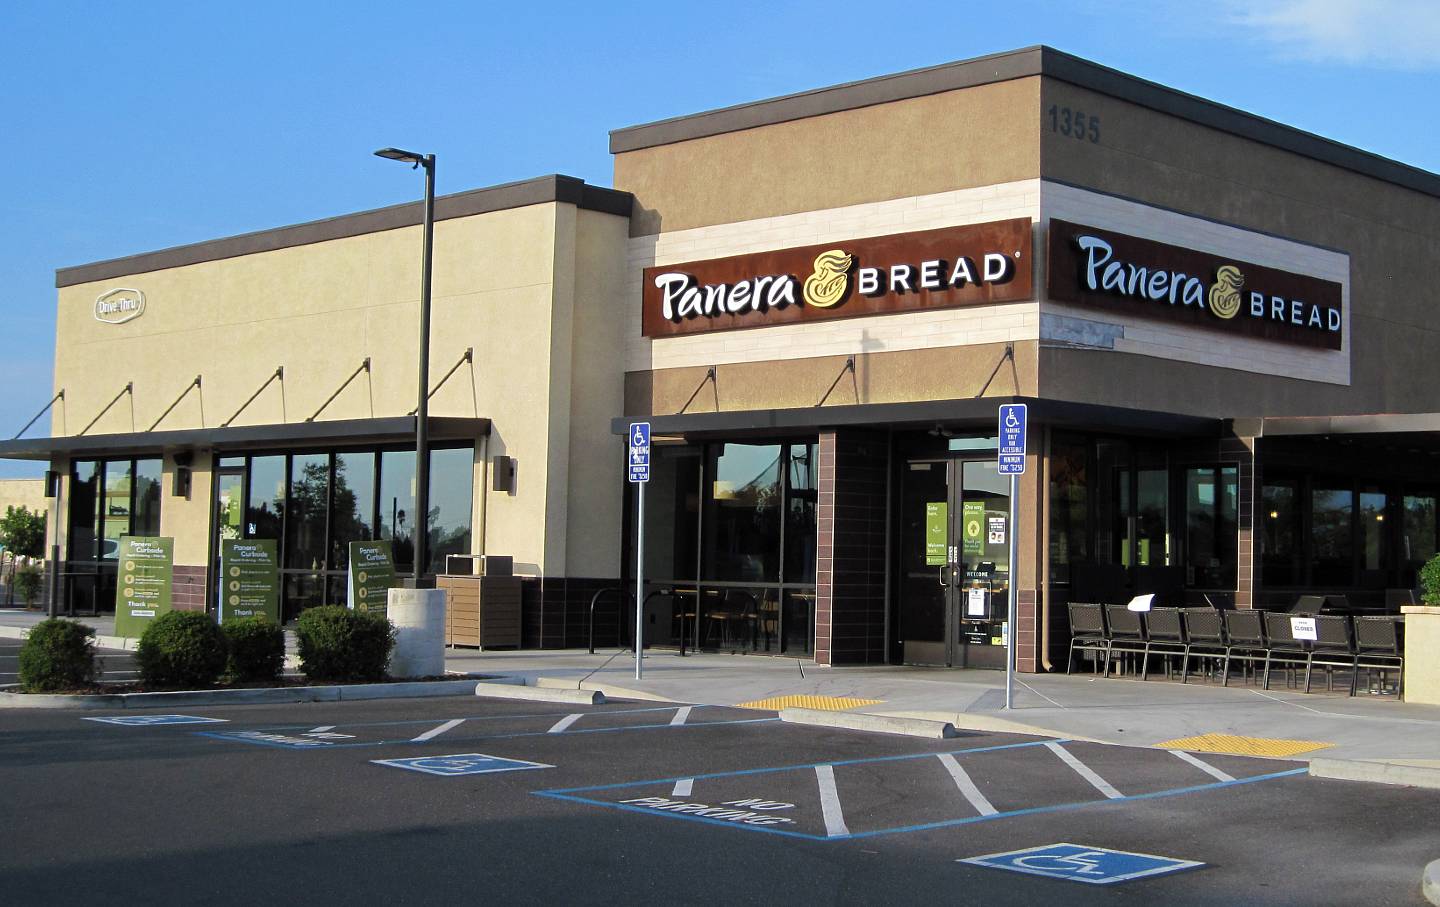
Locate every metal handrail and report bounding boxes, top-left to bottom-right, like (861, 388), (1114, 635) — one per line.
(588, 587), (624, 655)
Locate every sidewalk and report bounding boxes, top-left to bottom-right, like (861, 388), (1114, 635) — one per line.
(446, 647), (1440, 765)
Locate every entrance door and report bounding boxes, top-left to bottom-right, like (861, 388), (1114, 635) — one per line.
(898, 457), (1012, 667)
(213, 465), (245, 610)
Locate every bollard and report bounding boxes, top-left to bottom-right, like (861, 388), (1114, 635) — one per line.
(386, 587), (447, 678)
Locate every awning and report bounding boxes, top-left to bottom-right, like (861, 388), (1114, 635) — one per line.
(610, 396), (1220, 440)
(1259, 413), (1440, 436)
(0, 416), (491, 461)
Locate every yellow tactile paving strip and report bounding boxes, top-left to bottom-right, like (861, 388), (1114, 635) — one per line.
(735, 694), (884, 711)
(1154, 733), (1334, 758)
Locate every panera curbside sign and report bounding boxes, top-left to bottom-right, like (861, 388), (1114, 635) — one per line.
(641, 219), (1033, 338)
(1047, 220), (1343, 351)
(94, 288), (146, 325)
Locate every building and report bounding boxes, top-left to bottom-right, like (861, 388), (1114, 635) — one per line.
(5, 47), (1437, 671)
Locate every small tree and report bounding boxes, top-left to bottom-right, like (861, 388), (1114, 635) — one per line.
(0, 505), (46, 606)
(1420, 553), (1440, 605)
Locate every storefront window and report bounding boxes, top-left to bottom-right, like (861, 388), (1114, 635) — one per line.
(1135, 465), (1168, 568)
(64, 457), (164, 614)
(784, 443), (817, 583)
(1185, 466), (1237, 589)
(643, 445), (701, 582)
(427, 447), (474, 575)
(247, 455), (286, 541)
(1359, 487), (1388, 577)
(1048, 435), (1088, 584)
(133, 459), (163, 537)
(286, 454), (329, 572)
(1311, 483), (1354, 586)
(68, 461), (100, 562)
(704, 443), (782, 583)
(1262, 479), (1302, 586)
(1094, 440), (1129, 567)
(330, 452), (376, 570)
(1403, 493), (1437, 585)
(378, 450), (416, 573)
(101, 461), (133, 558)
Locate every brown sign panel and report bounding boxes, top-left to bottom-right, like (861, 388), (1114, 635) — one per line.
(1046, 219), (1344, 351)
(641, 218), (1033, 338)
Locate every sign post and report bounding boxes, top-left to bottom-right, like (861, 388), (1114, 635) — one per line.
(628, 422), (651, 680)
(997, 403), (1027, 710)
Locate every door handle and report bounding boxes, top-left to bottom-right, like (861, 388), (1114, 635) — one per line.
(938, 564), (953, 588)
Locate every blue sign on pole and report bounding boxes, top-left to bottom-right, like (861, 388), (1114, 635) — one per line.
(960, 843), (1203, 886)
(628, 422), (651, 483)
(998, 403), (1027, 475)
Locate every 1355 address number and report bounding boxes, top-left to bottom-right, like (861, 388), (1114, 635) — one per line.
(1047, 105), (1100, 143)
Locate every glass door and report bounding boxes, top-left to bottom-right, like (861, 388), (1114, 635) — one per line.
(897, 457), (1011, 667)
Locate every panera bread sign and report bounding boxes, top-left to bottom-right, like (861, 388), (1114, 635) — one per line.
(1047, 220), (1343, 350)
(641, 218), (1032, 337)
(94, 288), (146, 325)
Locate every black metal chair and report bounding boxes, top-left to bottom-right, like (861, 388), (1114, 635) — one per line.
(1221, 609), (1268, 686)
(1180, 607), (1226, 683)
(1306, 614), (1355, 694)
(1354, 616), (1405, 699)
(1263, 612), (1309, 690)
(1066, 602), (1109, 675)
(1103, 604), (1146, 678)
(1140, 607), (1188, 681)
(1290, 595), (1327, 614)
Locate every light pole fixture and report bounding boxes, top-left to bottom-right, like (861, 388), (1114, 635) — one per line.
(374, 146), (436, 586)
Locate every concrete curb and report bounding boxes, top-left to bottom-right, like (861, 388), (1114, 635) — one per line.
(532, 676), (678, 703)
(0, 678), (484, 710)
(780, 707), (957, 738)
(1309, 758), (1440, 790)
(0, 624), (136, 651)
(870, 710), (1100, 743)
(1423, 860), (1439, 906)
(475, 682), (605, 705)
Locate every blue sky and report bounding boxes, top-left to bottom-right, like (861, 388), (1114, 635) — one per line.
(2, 0), (1438, 477)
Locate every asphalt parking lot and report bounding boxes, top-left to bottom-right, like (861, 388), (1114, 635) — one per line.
(1, 694), (1435, 905)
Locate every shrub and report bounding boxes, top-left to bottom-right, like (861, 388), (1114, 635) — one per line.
(136, 611), (228, 688)
(222, 616), (285, 683)
(295, 605), (395, 683)
(1421, 553), (1440, 605)
(18, 618), (95, 692)
(13, 564), (43, 607)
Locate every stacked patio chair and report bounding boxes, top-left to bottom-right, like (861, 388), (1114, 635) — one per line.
(1065, 602), (1109, 674)
(1220, 609), (1268, 686)
(1353, 615), (1405, 699)
(1180, 608), (1227, 683)
(1102, 604), (1147, 678)
(1262, 612), (1309, 689)
(1140, 607), (1188, 681)
(1305, 614), (1356, 694)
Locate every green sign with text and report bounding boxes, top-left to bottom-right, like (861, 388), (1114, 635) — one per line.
(114, 536), (173, 638)
(219, 538), (280, 624)
(963, 501), (986, 556)
(348, 540), (396, 615)
(925, 502), (948, 566)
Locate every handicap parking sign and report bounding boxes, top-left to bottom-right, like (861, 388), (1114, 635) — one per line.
(84, 715), (229, 726)
(959, 843), (1203, 885)
(628, 422), (651, 483)
(372, 753), (554, 777)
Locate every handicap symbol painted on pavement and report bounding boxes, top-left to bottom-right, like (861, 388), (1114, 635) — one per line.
(959, 843), (1203, 885)
(372, 753), (555, 777)
(84, 715), (229, 726)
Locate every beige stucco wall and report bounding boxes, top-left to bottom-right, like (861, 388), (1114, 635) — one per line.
(0, 478), (46, 520)
(53, 201), (631, 578)
(615, 77), (1042, 236)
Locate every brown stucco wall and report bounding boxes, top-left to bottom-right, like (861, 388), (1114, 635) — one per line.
(615, 78), (1042, 236)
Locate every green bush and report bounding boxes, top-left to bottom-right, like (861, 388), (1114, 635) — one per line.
(1421, 553), (1440, 605)
(295, 605), (395, 683)
(13, 564), (42, 607)
(136, 611), (228, 688)
(222, 616), (285, 683)
(17, 618), (95, 692)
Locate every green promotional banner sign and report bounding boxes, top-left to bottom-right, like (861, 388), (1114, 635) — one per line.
(115, 536), (173, 638)
(962, 501), (985, 556)
(219, 538), (280, 624)
(924, 502), (948, 566)
(348, 540), (396, 615)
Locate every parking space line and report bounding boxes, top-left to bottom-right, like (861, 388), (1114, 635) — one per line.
(670, 707), (692, 726)
(310, 726), (336, 733)
(936, 753), (998, 816)
(548, 714), (584, 734)
(1044, 742), (1123, 799)
(672, 778), (694, 797)
(412, 719), (465, 743)
(815, 765), (850, 838)
(1169, 749), (1236, 783)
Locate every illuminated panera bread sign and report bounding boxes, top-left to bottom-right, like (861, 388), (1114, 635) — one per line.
(94, 288), (146, 325)
(1047, 220), (1343, 351)
(641, 218), (1033, 337)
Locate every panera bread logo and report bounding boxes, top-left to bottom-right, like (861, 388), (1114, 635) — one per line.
(641, 219), (1034, 338)
(94, 288), (146, 325)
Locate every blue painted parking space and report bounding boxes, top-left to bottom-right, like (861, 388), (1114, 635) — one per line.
(959, 842), (1204, 885)
(372, 753), (553, 777)
(535, 739), (1307, 842)
(83, 715), (228, 726)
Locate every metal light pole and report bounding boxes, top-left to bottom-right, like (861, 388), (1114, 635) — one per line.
(374, 147), (436, 586)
